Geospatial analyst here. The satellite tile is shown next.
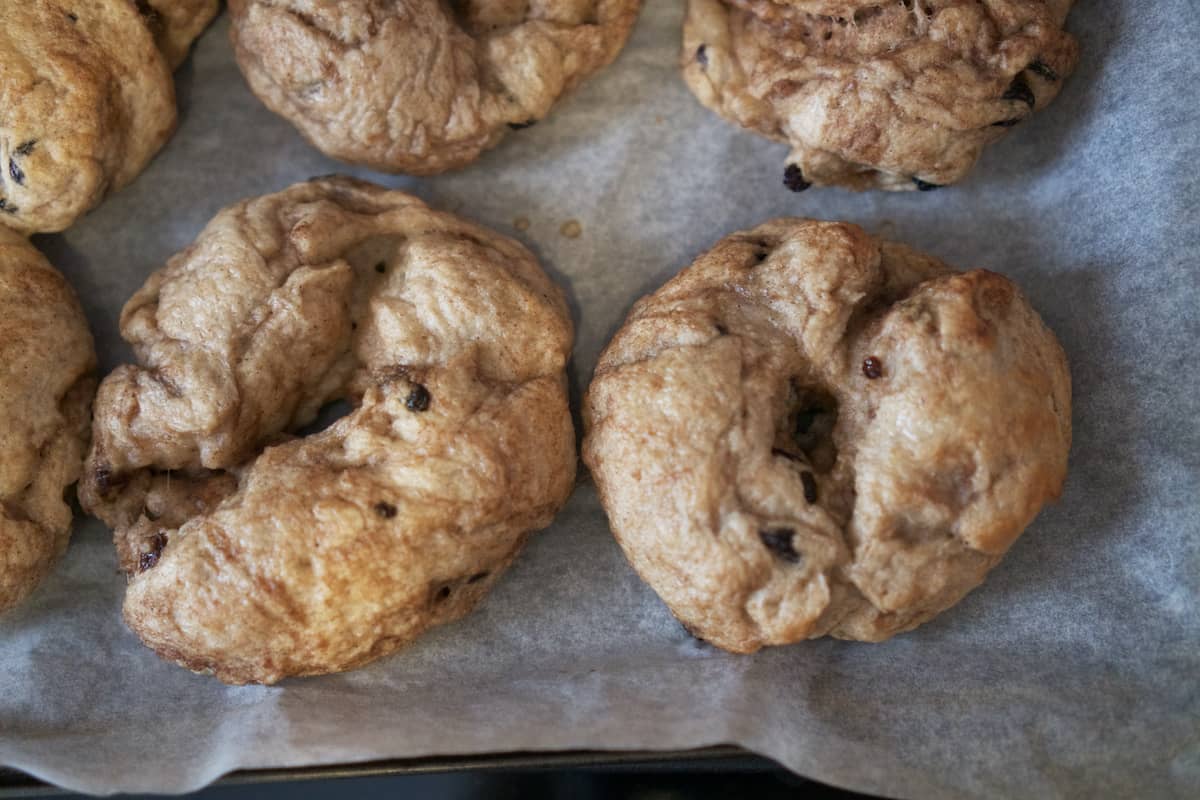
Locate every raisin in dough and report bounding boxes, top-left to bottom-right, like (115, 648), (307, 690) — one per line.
(228, 0), (642, 174)
(79, 176), (576, 684)
(0, 228), (96, 614)
(583, 219), (1071, 649)
(0, 0), (214, 235)
(141, 0), (220, 69)
(683, 0), (1078, 190)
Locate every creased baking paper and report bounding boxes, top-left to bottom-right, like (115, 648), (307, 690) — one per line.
(2, 3), (1197, 797)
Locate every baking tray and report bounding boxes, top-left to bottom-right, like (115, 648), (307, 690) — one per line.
(3, 3), (1196, 798)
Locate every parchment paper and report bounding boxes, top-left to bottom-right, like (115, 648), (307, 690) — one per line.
(2, 3), (1197, 797)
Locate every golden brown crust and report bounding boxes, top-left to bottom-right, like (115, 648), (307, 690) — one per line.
(0, 227), (96, 613)
(682, 0), (1078, 190)
(227, 0), (642, 174)
(80, 177), (576, 684)
(0, 0), (177, 234)
(582, 219), (1071, 651)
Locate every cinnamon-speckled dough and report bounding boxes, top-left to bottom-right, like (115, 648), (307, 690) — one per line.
(682, 0), (1078, 190)
(228, 0), (642, 174)
(79, 176), (576, 684)
(0, 228), (96, 614)
(583, 219), (1071, 650)
(0, 0), (216, 235)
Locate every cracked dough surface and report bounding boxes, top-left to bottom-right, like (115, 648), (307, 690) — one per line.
(682, 0), (1078, 190)
(0, 0), (185, 234)
(79, 176), (576, 684)
(0, 227), (96, 614)
(583, 219), (1071, 650)
(228, 0), (642, 174)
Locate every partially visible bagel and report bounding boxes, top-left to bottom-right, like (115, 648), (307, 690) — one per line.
(228, 0), (642, 174)
(80, 177), (576, 684)
(0, 0), (177, 234)
(682, 0), (1078, 190)
(0, 227), (96, 614)
(583, 219), (1070, 649)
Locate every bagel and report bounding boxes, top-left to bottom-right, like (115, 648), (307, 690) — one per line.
(0, 227), (96, 613)
(79, 176), (576, 684)
(227, 0), (642, 174)
(682, 0), (1078, 190)
(583, 219), (1071, 649)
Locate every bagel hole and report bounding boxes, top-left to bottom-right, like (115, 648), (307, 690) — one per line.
(295, 398), (354, 437)
(777, 384), (839, 473)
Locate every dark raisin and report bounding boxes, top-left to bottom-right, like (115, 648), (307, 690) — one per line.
(696, 44), (708, 67)
(138, 533), (168, 573)
(374, 501), (397, 518)
(14, 140), (36, 156)
(783, 164), (811, 192)
(758, 528), (802, 563)
(754, 249), (769, 263)
(1027, 59), (1059, 82)
(94, 465), (126, 494)
(405, 384), (431, 412)
(374, 262), (386, 274)
(912, 178), (942, 191)
(467, 572), (489, 584)
(134, 0), (162, 30)
(67, 12), (78, 21)
(435, 586), (452, 602)
(507, 119), (537, 130)
(801, 472), (818, 504)
(715, 323), (729, 335)
(862, 356), (883, 379)
(9, 159), (24, 186)
(1002, 74), (1036, 108)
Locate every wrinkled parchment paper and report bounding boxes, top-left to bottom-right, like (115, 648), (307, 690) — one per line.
(2, 3), (1197, 797)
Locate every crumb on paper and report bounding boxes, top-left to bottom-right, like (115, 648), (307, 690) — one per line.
(655, 115), (664, 124)
(514, 217), (531, 232)
(560, 220), (582, 239)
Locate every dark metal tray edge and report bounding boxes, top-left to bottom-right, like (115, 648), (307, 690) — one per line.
(0, 745), (778, 797)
